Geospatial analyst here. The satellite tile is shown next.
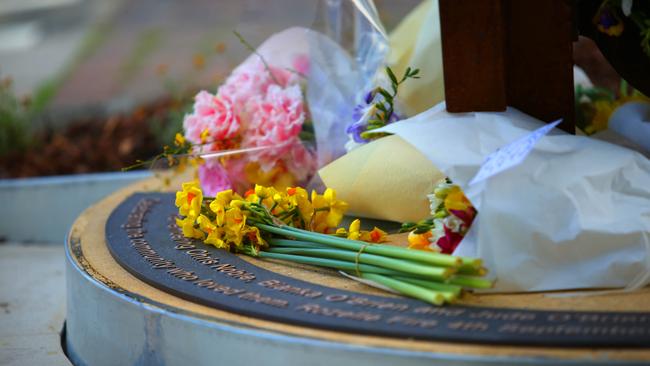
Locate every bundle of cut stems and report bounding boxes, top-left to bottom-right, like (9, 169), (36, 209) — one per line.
(247, 223), (492, 305)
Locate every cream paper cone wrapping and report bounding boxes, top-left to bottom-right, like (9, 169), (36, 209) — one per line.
(319, 134), (444, 223)
(388, 0), (445, 116)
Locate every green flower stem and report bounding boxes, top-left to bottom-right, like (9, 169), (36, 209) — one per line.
(268, 238), (330, 249)
(456, 266), (487, 277)
(395, 276), (462, 297)
(257, 223), (461, 268)
(266, 247), (453, 281)
(257, 251), (399, 276)
(448, 275), (493, 289)
(351, 272), (446, 306)
(458, 257), (483, 273)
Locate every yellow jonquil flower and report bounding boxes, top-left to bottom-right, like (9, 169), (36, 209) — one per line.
(175, 181), (203, 218)
(224, 207), (247, 248)
(585, 100), (616, 135)
(444, 186), (472, 212)
(197, 215), (227, 249)
(244, 226), (266, 248)
(336, 219), (362, 240)
(176, 216), (205, 240)
(254, 184), (275, 199)
(209, 189), (235, 226)
(174, 133), (186, 147)
(312, 188), (349, 231)
(323, 188), (349, 227)
(334, 219), (387, 243)
(363, 227), (388, 243)
(286, 187), (312, 227)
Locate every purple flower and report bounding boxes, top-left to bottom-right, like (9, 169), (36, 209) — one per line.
(346, 89), (403, 144)
(346, 119), (369, 143)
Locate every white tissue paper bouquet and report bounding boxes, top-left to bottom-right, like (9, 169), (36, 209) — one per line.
(376, 103), (650, 292)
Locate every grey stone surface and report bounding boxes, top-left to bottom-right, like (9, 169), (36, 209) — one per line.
(0, 244), (70, 366)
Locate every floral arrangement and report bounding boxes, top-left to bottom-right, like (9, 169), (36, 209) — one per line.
(179, 53), (316, 196)
(401, 179), (477, 255)
(175, 181), (491, 305)
(345, 67), (419, 151)
(575, 80), (649, 135)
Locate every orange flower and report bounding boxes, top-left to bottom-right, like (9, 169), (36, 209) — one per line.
(407, 231), (434, 251)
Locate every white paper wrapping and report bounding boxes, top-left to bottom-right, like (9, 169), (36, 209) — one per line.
(381, 104), (650, 292)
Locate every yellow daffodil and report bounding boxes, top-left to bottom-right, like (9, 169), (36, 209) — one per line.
(229, 199), (245, 209)
(254, 184), (274, 199)
(444, 186), (472, 212)
(224, 207), (247, 248)
(347, 219), (362, 240)
(362, 227), (387, 243)
(333, 219), (387, 243)
(311, 188), (349, 229)
(176, 216), (205, 240)
(322, 188), (349, 227)
(175, 181), (203, 217)
(286, 187), (312, 225)
(197, 215), (227, 249)
(244, 226), (266, 248)
(174, 133), (186, 146)
(586, 100), (615, 135)
(311, 212), (330, 233)
(209, 189), (234, 226)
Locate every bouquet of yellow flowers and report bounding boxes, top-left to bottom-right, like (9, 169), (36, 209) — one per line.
(175, 181), (491, 305)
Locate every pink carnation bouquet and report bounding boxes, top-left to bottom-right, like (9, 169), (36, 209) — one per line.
(181, 56), (317, 196)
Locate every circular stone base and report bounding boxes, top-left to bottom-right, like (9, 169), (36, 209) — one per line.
(65, 178), (650, 365)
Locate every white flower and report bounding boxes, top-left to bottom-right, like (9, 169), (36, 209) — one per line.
(427, 193), (443, 214)
(622, 0), (633, 16)
(443, 215), (464, 233)
(429, 219), (446, 248)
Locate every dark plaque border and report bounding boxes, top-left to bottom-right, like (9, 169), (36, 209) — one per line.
(105, 193), (650, 347)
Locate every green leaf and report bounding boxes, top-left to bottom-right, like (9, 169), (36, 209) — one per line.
(378, 89), (393, 101)
(386, 66), (398, 85)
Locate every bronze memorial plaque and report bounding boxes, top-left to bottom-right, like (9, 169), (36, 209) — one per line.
(105, 193), (650, 347)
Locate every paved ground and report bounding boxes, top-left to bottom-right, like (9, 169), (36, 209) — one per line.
(0, 244), (70, 366)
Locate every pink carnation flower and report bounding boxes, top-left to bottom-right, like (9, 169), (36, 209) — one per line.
(218, 59), (298, 112)
(183, 91), (240, 147)
(198, 161), (232, 197)
(243, 84), (305, 169)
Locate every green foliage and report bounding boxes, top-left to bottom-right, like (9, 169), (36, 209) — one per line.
(359, 66), (420, 141)
(0, 79), (33, 156)
(148, 96), (192, 148)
